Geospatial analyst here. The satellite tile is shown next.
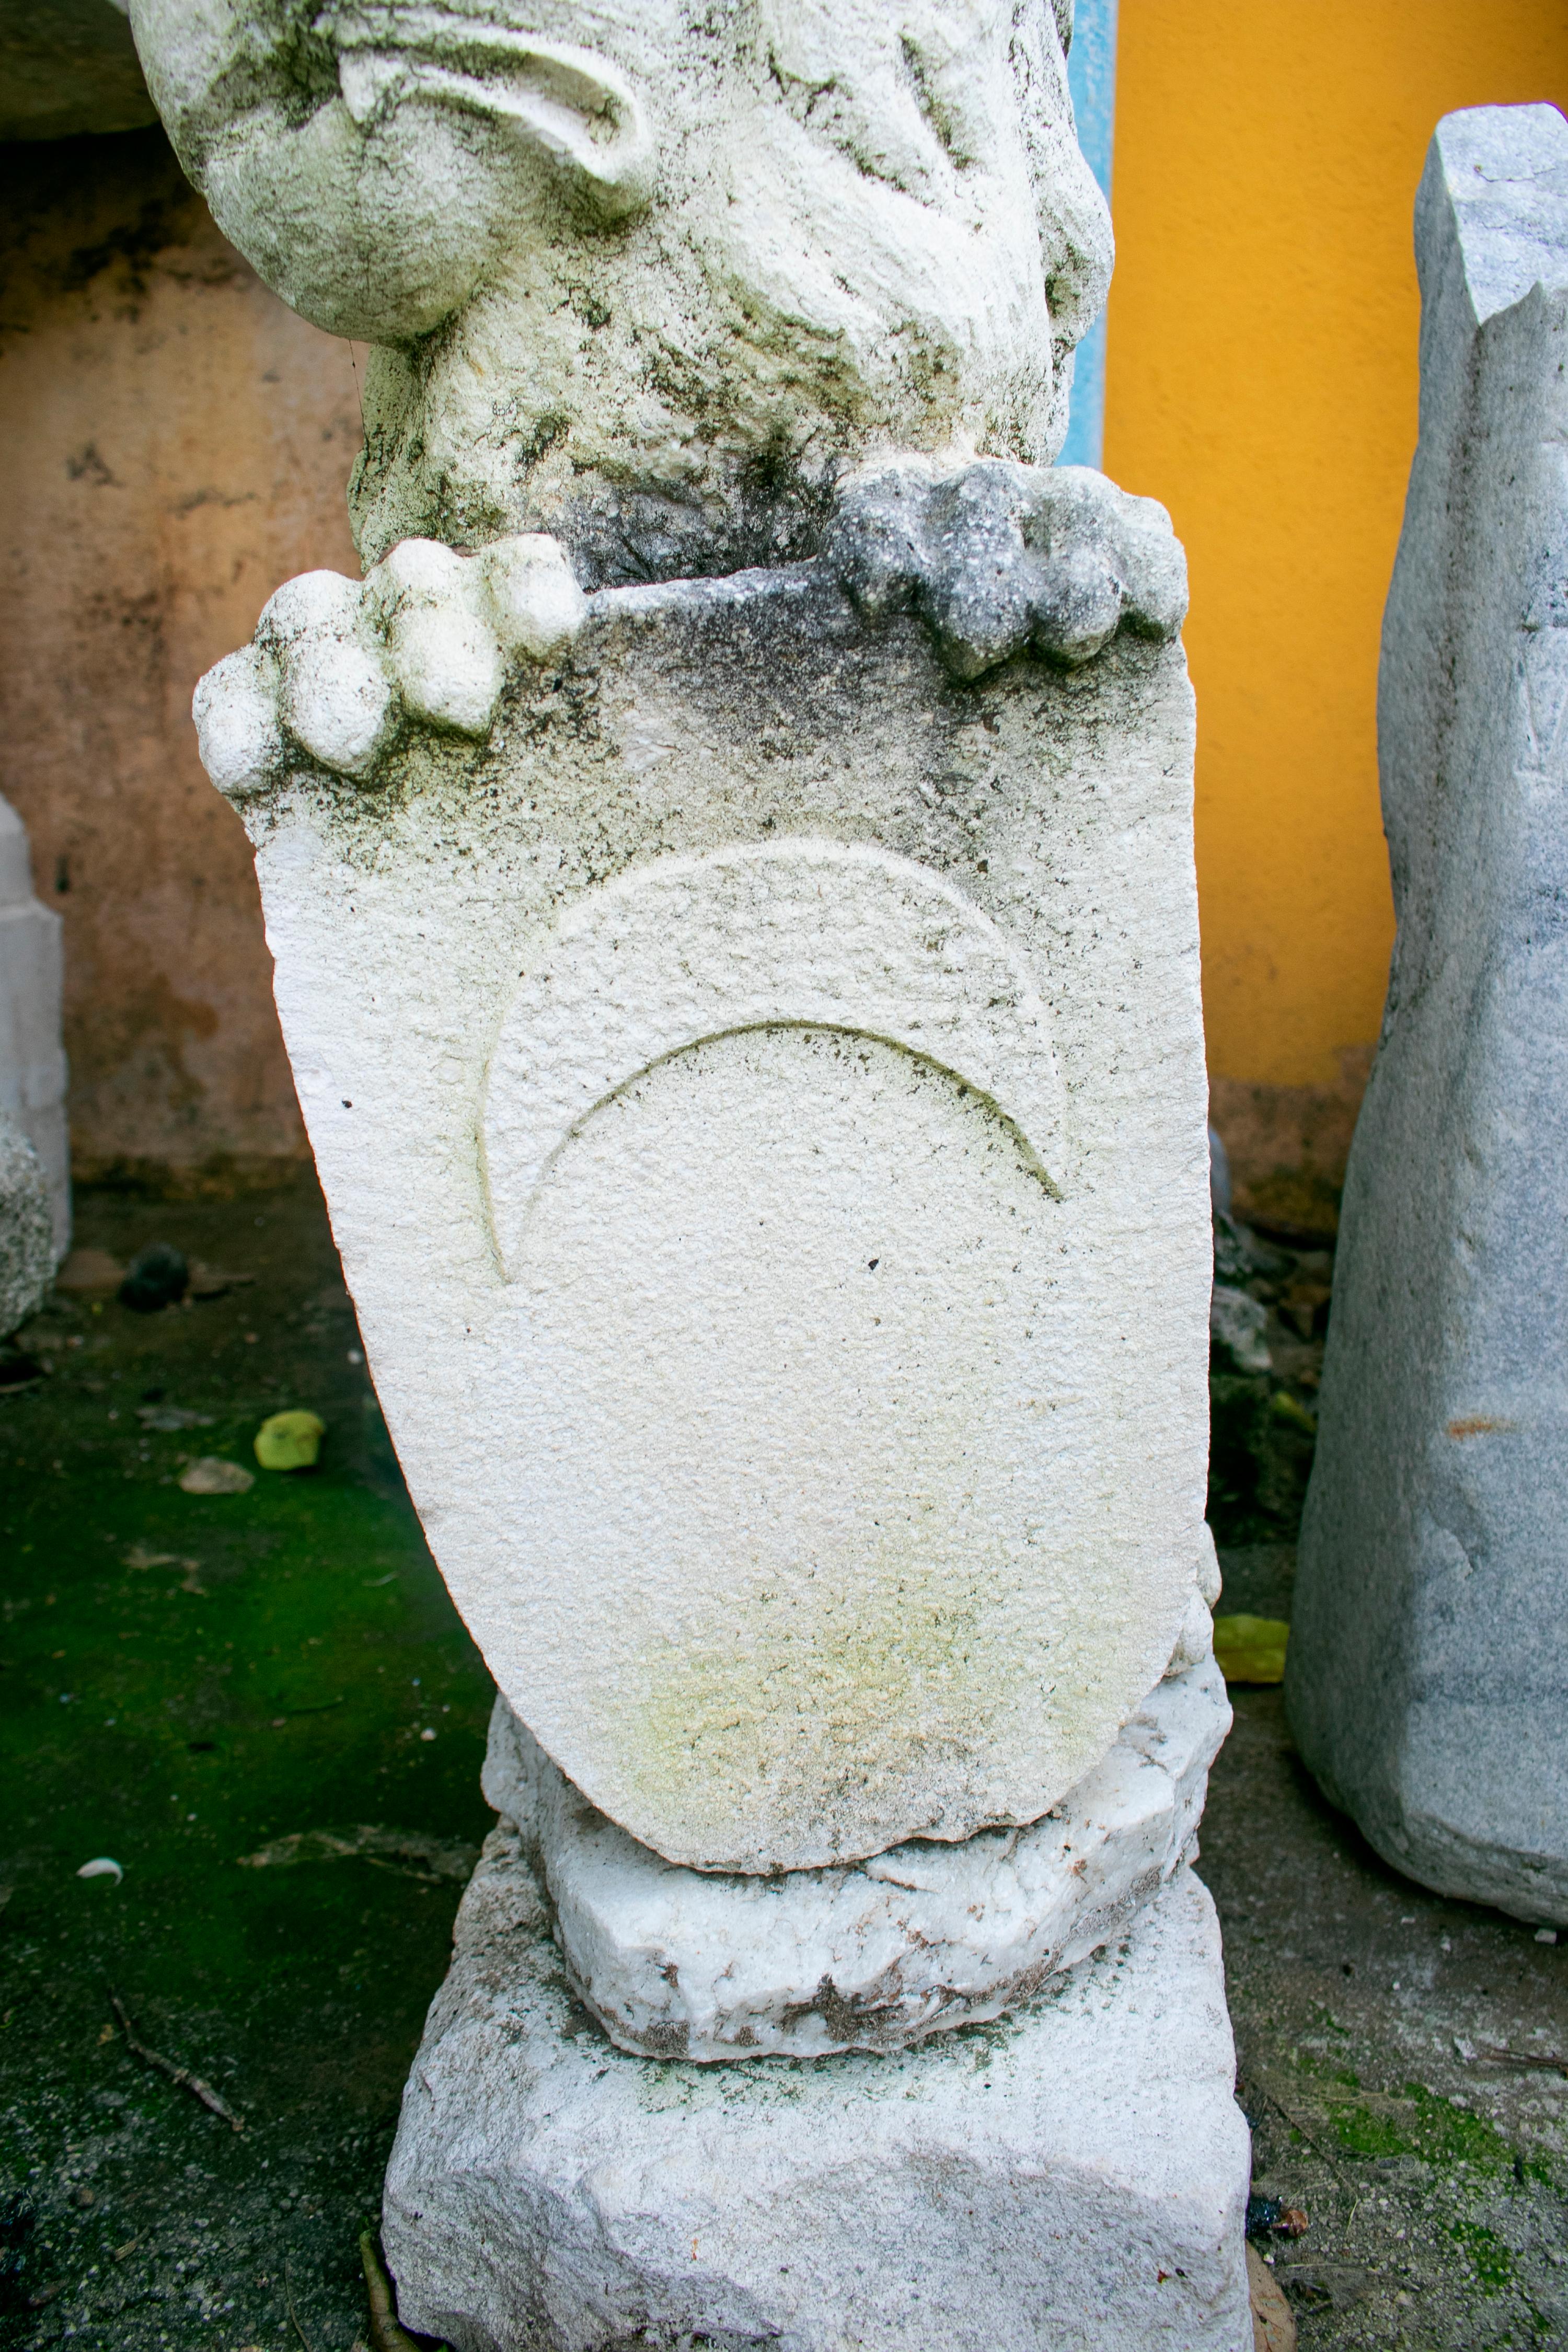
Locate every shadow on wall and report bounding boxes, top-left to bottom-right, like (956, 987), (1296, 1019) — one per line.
(0, 0), (157, 144)
(0, 124), (365, 1197)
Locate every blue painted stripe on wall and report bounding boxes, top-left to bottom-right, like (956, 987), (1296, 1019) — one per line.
(1058, 0), (1119, 471)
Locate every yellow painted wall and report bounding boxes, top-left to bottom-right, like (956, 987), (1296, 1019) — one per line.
(1104, 4), (1568, 1228)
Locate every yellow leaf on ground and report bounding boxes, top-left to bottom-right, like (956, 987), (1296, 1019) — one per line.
(254, 1409), (325, 1471)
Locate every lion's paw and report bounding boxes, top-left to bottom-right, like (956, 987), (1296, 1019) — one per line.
(832, 457), (1187, 682)
(192, 534), (586, 799)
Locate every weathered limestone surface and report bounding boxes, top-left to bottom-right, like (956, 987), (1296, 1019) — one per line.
(1287, 104), (1568, 1921)
(0, 1111), (53, 1340)
(193, 460), (1188, 802)
(0, 794), (68, 1259)
(127, 0), (1111, 578)
(485, 1649), (1230, 2061)
(384, 1847), (1252, 2352)
(132, 11), (1210, 1885)
(197, 541), (1208, 1876)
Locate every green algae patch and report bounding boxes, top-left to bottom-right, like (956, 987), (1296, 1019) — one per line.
(614, 1533), (1123, 1869)
(1330, 2081), (1552, 2181)
(621, 1556), (992, 1833)
(0, 1174), (497, 2350)
(1448, 2217), (1518, 2295)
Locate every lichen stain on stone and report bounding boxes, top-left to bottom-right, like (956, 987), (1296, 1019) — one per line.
(613, 1528), (1116, 1870)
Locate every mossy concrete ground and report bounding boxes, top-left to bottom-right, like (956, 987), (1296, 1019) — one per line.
(3, 1173), (1567, 2349)
(1207, 1687), (1568, 2347)
(2, 1172), (494, 2350)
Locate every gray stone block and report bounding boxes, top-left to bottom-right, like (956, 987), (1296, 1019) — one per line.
(0, 793), (68, 1260)
(383, 1846), (1251, 2352)
(0, 1110), (52, 1340)
(1286, 104), (1568, 1921)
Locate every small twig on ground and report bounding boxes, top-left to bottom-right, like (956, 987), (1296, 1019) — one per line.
(108, 1992), (244, 2131)
(360, 2229), (426, 2352)
(1470, 2045), (1568, 2077)
(1249, 2078), (1355, 2190)
(285, 2256), (316, 2352)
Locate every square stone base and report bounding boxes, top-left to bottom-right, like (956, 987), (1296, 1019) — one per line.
(383, 1834), (1251, 2351)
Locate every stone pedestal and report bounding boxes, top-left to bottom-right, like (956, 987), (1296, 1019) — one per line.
(1287, 104), (1568, 1921)
(384, 1846), (1251, 2352)
(181, 495), (1244, 2340)
(175, 477), (1250, 2333)
(480, 1652), (1230, 2061)
(187, 513), (1249, 2341)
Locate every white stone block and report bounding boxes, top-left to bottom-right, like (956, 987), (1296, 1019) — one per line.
(0, 793), (68, 1259)
(383, 1851), (1252, 2352)
(198, 531), (1207, 1876)
(1288, 105), (1568, 1923)
(482, 1653), (1230, 2061)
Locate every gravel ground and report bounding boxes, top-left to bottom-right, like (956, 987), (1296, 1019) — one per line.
(1208, 1680), (1568, 2348)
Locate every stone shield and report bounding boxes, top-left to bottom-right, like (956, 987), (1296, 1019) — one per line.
(241, 562), (1208, 1871)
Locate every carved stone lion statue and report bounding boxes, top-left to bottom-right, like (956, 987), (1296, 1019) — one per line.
(127, 0), (1112, 583)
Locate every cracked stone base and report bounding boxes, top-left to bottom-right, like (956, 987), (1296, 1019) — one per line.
(382, 1848), (1252, 2352)
(482, 1653), (1231, 2061)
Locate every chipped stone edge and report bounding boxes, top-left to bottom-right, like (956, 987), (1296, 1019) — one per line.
(482, 1640), (1230, 2063)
